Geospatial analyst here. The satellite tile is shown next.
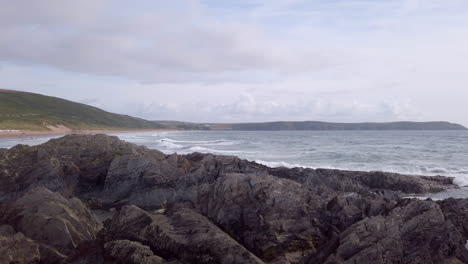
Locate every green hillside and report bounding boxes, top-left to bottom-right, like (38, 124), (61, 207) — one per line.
(0, 89), (164, 131)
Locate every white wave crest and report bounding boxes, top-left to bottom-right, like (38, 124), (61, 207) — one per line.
(188, 146), (216, 153)
(254, 160), (313, 169)
(186, 146), (253, 154)
(160, 138), (238, 146)
(453, 176), (468, 187)
(157, 140), (184, 150)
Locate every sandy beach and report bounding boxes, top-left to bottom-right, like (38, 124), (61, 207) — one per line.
(0, 128), (179, 139)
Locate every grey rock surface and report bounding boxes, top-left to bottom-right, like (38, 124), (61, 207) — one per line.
(0, 134), (466, 264)
(0, 230), (40, 264)
(103, 239), (166, 264)
(0, 186), (101, 263)
(104, 205), (265, 264)
(321, 199), (468, 264)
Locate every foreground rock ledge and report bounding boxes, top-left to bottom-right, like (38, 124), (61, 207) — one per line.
(0, 134), (467, 264)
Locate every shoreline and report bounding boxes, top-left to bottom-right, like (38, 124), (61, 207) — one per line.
(2, 129), (466, 190)
(1, 134), (467, 263)
(0, 128), (180, 139)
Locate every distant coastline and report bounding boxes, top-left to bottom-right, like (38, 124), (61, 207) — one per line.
(2, 121), (466, 139)
(2, 90), (466, 134)
(204, 121), (467, 131)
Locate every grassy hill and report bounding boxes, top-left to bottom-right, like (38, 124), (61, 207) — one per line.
(153, 120), (211, 130)
(2, 89), (465, 132)
(0, 89), (165, 131)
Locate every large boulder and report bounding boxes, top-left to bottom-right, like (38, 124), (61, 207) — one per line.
(198, 173), (322, 263)
(0, 225), (40, 264)
(0, 135), (122, 200)
(0, 187), (102, 260)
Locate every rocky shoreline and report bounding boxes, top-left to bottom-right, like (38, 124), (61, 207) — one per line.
(1, 134), (467, 264)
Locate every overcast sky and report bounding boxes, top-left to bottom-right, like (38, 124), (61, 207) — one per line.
(1, 0), (467, 125)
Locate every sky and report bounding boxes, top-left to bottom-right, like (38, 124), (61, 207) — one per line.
(0, 0), (467, 125)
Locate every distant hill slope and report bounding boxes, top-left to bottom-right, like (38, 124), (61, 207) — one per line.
(2, 89), (465, 131)
(208, 121), (467, 131)
(153, 120), (211, 130)
(0, 89), (164, 131)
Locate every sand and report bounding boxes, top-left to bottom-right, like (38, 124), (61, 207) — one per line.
(0, 128), (178, 138)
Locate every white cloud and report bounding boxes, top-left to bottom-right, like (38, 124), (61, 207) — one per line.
(0, 0), (467, 125)
(0, 0), (337, 83)
(116, 93), (423, 123)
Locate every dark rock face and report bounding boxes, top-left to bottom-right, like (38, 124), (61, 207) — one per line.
(0, 134), (467, 264)
(102, 240), (166, 264)
(0, 187), (102, 264)
(322, 199), (468, 264)
(198, 173), (322, 263)
(0, 226), (40, 264)
(102, 205), (264, 264)
(439, 199), (468, 238)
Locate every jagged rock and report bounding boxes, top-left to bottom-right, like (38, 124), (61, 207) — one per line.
(103, 240), (166, 264)
(324, 191), (400, 232)
(0, 225), (65, 264)
(0, 135), (454, 206)
(0, 230), (40, 264)
(439, 198), (468, 237)
(0, 135), (129, 200)
(321, 199), (468, 264)
(102, 205), (265, 264)
(0, 187), (102, 259)
(268, 167), (454, 198)
(0, 134), (466, 264)
(198, 173), (322, 263)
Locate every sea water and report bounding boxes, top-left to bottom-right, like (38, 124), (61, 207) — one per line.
(1, 130), (468, 187)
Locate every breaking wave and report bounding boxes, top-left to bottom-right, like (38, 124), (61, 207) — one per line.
(254, 160), (468, 187)
(12, 130), (467, 189)
(157, 140), (184, 150)
(254, 160), (314, 169)
(160, 138), (239, 146)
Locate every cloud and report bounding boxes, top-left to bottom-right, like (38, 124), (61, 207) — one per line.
(0, 0), (468, 125)
(0, 0), (335, 83)
(0, 0), (106, 26)
(1, 0), (467, 84)
(119, 93), (423, 123)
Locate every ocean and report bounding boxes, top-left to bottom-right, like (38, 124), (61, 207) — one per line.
(2, 130), (468, 188)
